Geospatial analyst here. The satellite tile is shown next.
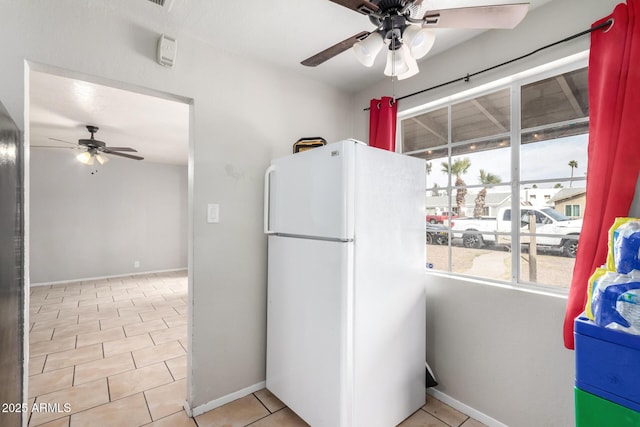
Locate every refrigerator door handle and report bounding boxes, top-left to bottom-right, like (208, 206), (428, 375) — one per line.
(264, 165), (276, 234)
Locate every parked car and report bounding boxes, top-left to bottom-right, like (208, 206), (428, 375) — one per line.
(450, 207), (582, 257)
(426, 224), (449, 245)
(425, 211), (457, 224)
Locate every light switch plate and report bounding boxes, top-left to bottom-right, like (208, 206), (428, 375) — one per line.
(207, 204), (220, 223)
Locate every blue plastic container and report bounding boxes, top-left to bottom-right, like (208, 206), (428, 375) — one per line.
(574, 315), (640, 412)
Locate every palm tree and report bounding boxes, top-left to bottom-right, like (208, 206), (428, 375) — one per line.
(441, 158), (471, 216)
(431, 183), (442, 197)
(568, 160), (578, 188)
(474, 170), (502, 218)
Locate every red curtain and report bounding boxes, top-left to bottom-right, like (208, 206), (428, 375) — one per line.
(369, 97), (398, 151)
(564, 1), (640, 349)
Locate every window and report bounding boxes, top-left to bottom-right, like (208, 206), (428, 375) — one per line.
(401, 58), (588, 290)
(565, 204), (581, 217)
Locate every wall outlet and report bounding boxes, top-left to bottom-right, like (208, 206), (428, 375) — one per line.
(134, 261), (140, 269)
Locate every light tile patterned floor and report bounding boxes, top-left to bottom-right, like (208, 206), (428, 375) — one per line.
(28, 271), (188, 427)
(28, 270), (486, 427)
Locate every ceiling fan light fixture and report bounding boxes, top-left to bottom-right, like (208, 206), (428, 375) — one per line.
(397, 45), (419, 80)
(403, 26), (436, 60)
(353, 32), (384, 67)
(76, 151), (94, 165)
(95, 153), (109, 165)
(384, 46), (410, 77)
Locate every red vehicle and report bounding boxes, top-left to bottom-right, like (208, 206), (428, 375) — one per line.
(426, 212), (457, 224)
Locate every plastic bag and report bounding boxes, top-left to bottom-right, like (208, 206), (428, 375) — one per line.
(591, 270), (640, 334)
(607, 218), (640, 274)
(585, 268), (614, 320)
(583, 218), (640, 335)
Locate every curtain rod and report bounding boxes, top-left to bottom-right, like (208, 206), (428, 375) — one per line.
(363, 19), (613, 111)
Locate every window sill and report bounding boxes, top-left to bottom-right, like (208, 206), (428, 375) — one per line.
(424, 269), (570, 299)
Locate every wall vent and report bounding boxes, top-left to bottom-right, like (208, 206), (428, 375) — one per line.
(147, 0), (175, 11)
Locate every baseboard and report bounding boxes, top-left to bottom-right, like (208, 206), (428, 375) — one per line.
(427, 388), (509, 427)
(184, 381), (267, 418)
(30, 267), (188, 287)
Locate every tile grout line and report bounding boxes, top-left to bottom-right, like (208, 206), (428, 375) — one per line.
(132, 350), (139, 370)
(106, 368), (112, 403)
(418, 407), (456, 427)
(177, 337), (188, 354)
(245, 407), (291, 427)
(149, 330), (158, 346)
(72, 364), (77, 388)
(252, 392), (273, 414)
(41, 354), (48, 377)
(141, 390), (154, 424)
(163, 360), (176, 382)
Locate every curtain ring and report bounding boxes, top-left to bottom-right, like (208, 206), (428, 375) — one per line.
(603, 18), (614, 33)
(377, 101), (381, 110)
(389, 98), (395, 107)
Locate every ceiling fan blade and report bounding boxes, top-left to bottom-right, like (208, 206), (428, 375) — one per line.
(102, 149), (144, 161)
(302, 31), (370, 67)
(423, 3), (529, 29)
(48, 137), (77, 146)
(103, 146), (138, 152)
(31, 145), (79, 149)
(327, 0), (379, 15)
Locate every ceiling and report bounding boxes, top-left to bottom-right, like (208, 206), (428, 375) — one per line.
(108, 0), (552, 93)
(29, 0), (553, 166)
(30, 71), (190, 165)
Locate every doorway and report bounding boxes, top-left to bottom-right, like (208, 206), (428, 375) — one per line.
(26, 67), (192, 426)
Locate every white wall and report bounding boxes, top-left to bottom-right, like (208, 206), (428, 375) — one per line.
(353, 1), (619, 426)
(427, 277), (574, 427)
(29, 149), (187, 283)
(0, 0), (354, 414)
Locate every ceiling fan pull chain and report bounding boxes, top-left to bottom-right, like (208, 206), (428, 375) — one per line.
(391, 34), (397, 102)
(392, 74), (397, 102)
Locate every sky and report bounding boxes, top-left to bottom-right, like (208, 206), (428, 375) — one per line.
(426, 133), (588, 192)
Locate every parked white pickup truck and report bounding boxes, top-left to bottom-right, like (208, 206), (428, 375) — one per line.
(450, 207), (582, 257)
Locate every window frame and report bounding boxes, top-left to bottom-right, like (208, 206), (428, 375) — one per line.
(398, 52), (589, 294)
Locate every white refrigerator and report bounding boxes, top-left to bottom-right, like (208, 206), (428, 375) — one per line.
(264, 139), (426, 427)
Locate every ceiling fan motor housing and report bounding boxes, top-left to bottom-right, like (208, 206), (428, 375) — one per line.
(79, 138), (106, 148)
(79, 125), (106, 148)
(385, 20), (406, 49)
(378, 5), (408, 50)
(377, 0), (405, 11)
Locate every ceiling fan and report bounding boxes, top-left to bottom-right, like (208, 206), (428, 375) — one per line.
(42, 125), (144, 165)
(302, 0), (530, 79)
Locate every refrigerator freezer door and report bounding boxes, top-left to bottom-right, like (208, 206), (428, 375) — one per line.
(266, 141), (355, 241)
(266, 236), (353, 427)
